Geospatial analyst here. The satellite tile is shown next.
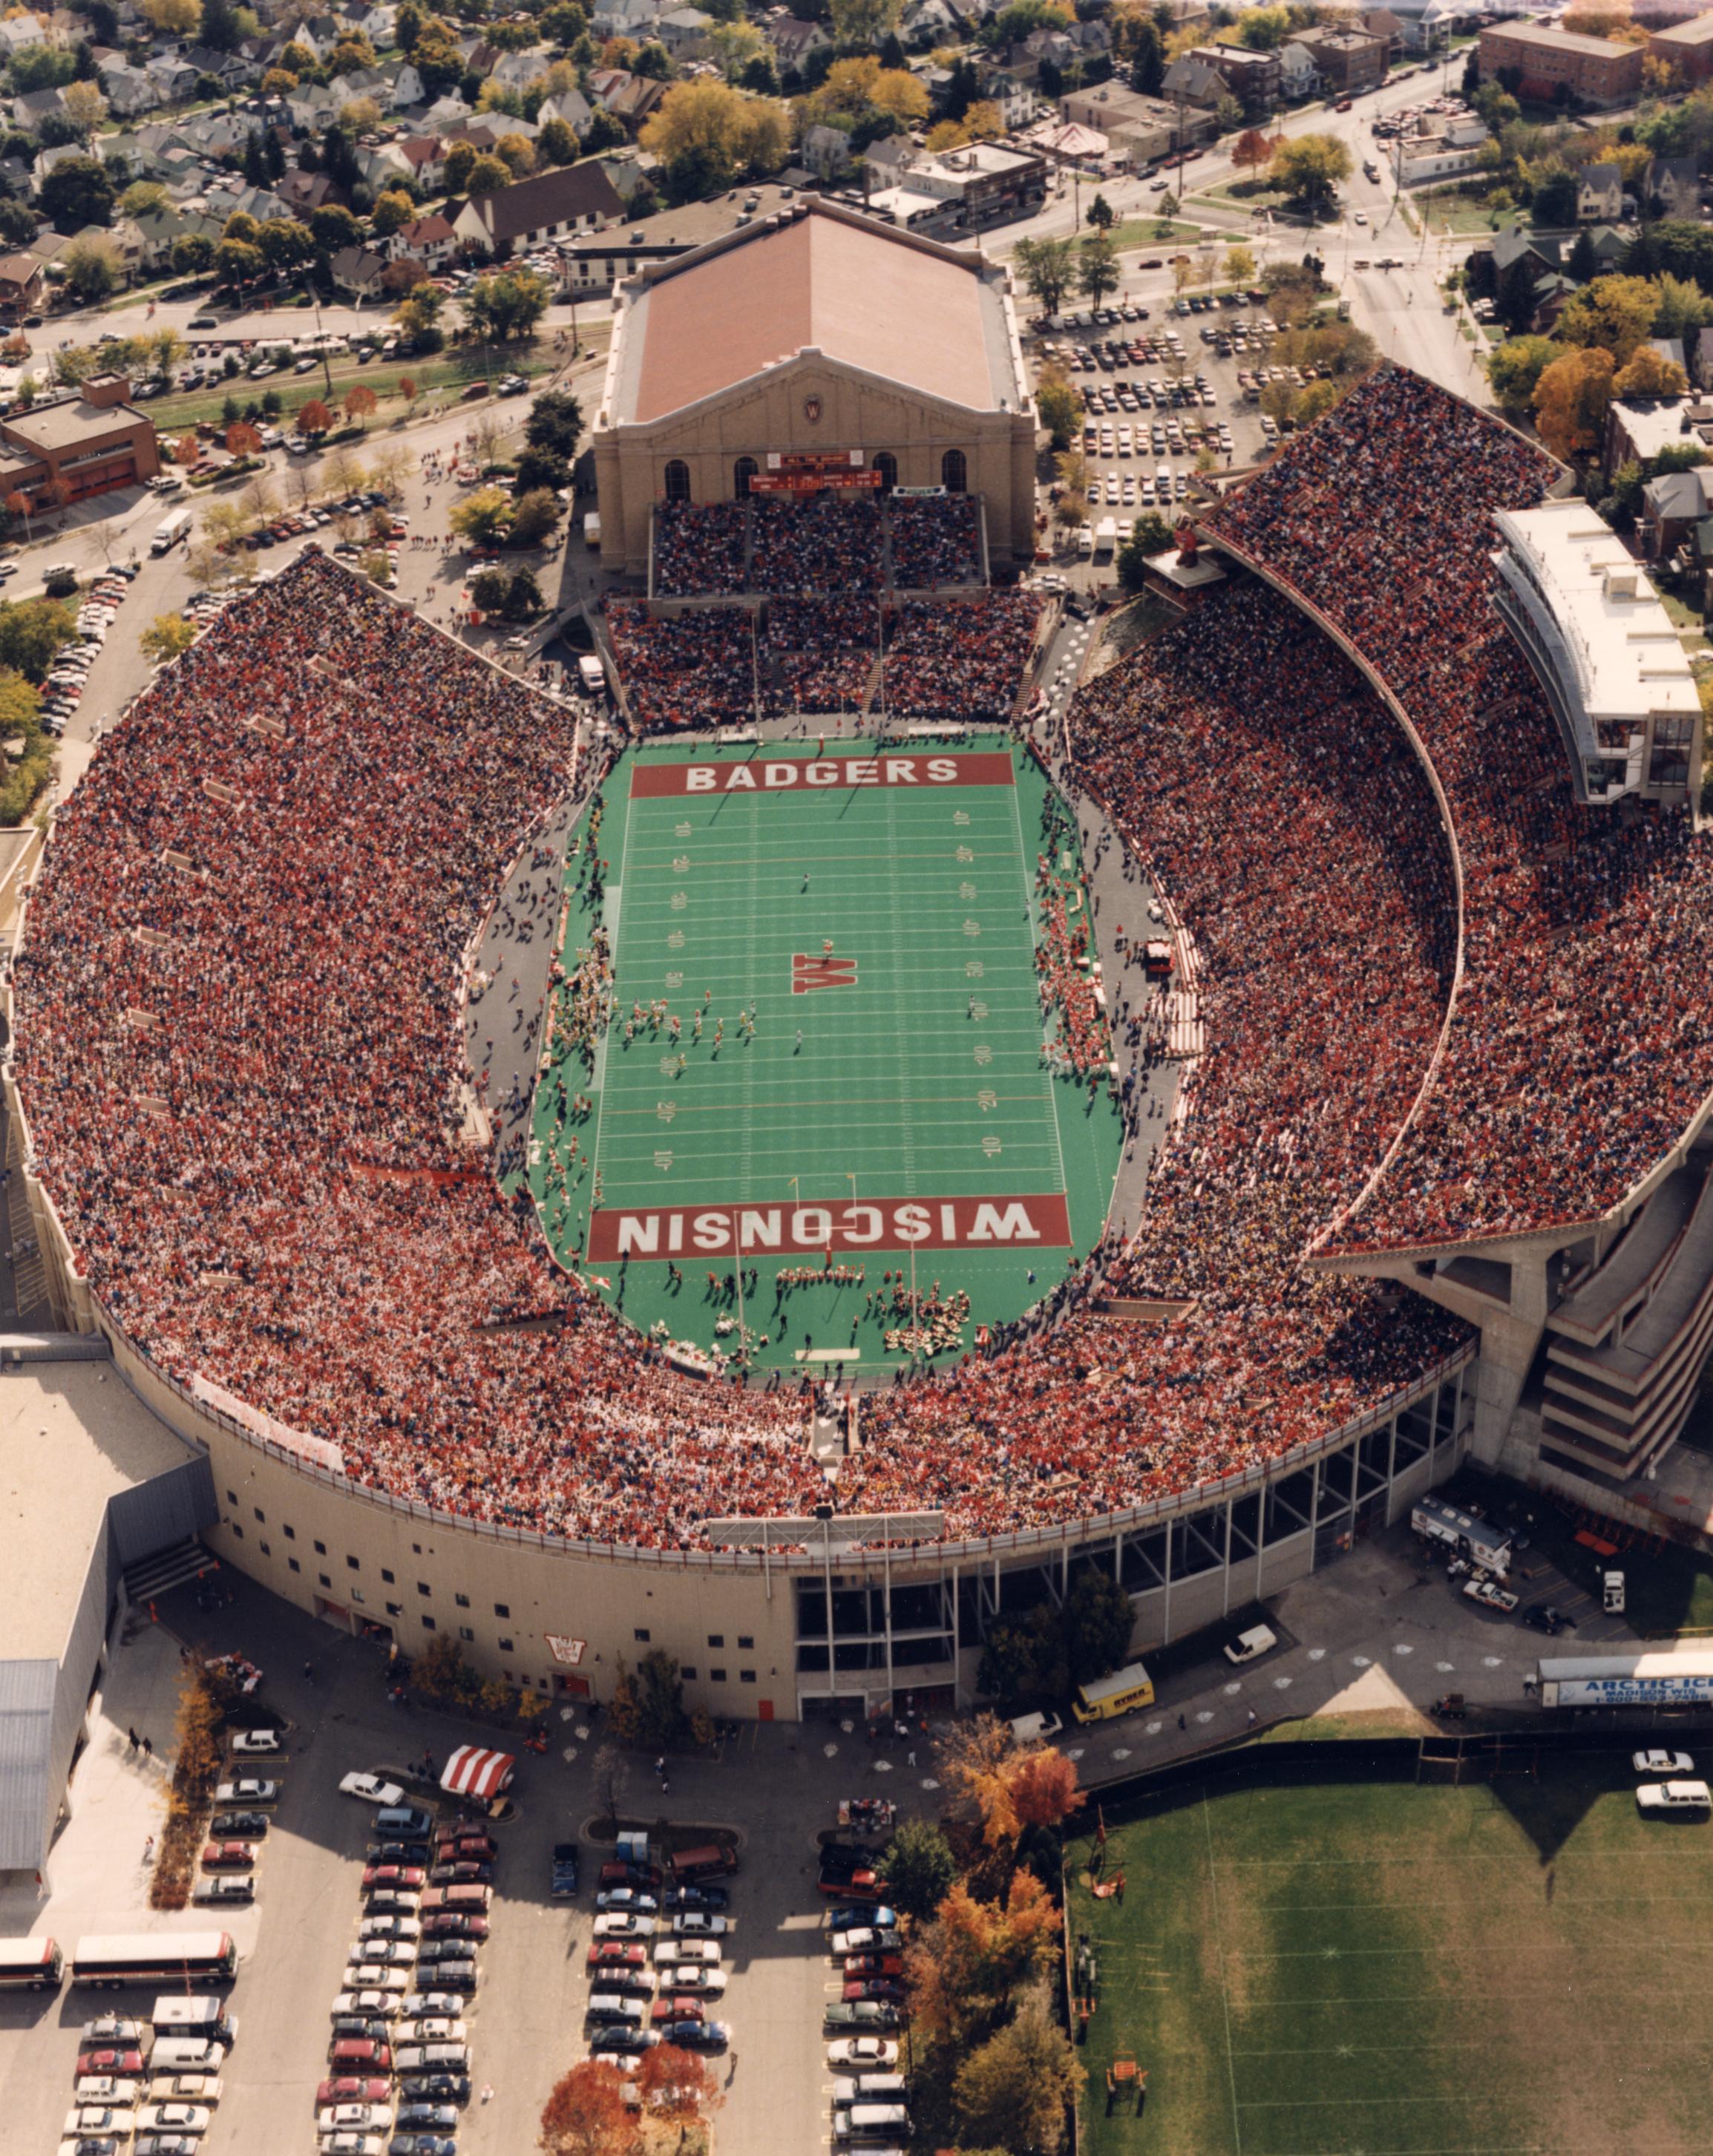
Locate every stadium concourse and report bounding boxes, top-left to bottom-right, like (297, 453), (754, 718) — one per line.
(8, 368), (1713, 1691)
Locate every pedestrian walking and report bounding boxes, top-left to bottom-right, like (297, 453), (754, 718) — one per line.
(143, 1835), (154, 1862)
(143, 1736), (153, 1757)
(907, 1749), (917, 1769)
(127, 1727), (138, 1751)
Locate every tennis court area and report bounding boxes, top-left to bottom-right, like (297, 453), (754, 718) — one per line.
(1072, 1757), (1713, 2156)
(529, 733), (1122, 1377)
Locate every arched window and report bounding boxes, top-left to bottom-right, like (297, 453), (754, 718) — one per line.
(733, 456), (758, 499)
(664, 459), (690, 503)
(871, 451), (897, 494)
(941, 448), (967, 494)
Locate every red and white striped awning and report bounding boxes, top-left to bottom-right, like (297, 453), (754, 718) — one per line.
(440, 1745), (515, 1802)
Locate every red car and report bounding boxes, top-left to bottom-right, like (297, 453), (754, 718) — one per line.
(650, 1996), (705, 2024)
(362, 1864), (426, 1890)
(316, 2077), (391, 2106)
(599, 1860), (662, 1890)
(588, 1943), (648, 1970)
(422, 1913), (488, 1940)
(201, 1840), (256, 1869)
(434, 1832), (497, 1863)
(429, 1860), (494, 1886)
(77, 2049), (144, 2077)
(843, 1977), (908, 2005)
(330, 2039), (392, 2071)
(844, 1953), (904, 1979)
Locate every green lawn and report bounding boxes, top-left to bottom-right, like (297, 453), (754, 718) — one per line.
(1072, 1763), (1713, 2156)
(527, 736), (1123, 1379)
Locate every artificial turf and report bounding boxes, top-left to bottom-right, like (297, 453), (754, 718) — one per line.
(528, 733), (1123, 1378)
(1071, 1759), (1713, 2155)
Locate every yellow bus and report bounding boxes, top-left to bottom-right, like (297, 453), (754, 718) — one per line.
(1071, 1660), (1154, 1724)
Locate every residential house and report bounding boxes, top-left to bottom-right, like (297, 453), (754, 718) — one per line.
(387, 210), (457, 265)
(379, 133), (450, 191)
(1575, 161), (1622, 222)
(182, 45), (254, 88)
(491, 45), (552, 92)
(327, 242), (390, 298)
(287, 13), (346, 59)
(1477, 21), (1645, 110)
(278, 168), (335, 214)
(861, 134), (917, 189)
(589, 68), (667, 131)
(1603, 390), (1713, 481)
(0, 15), (46, 54)
(1160, 53), (1228, 107)
(1530, 271), (1580, 330)
(901, 0), (960, 43)
(1060, 83), (1219, 165)
(766, 14), (830, 69)
(983, 68), (1035, 128)
(391, 62), (425, 105)
(1292, 24), (1387, 95)
(286, 82), (342, 128)
(1645, 155), (1700, 216)
(349, 3), (397, 42)
(1188, 43), (1280, 114)
(1279, 40), (1317, 98)
(1691, 324), (1713, 391)
(800, 123), (852, 182)
(129, 204), (187, 270)
(589, 0), (663, 37)
(11, 85), (65, 131)
(1640, 464), (1713, 560)
(655, 7), (713, 57)
(0, 250), (43, 321)
(538, 87), (594, 137)
(145, 53), (200, 105)
(1363, 9), (1406, 53)
(1377, 0), (1451, 51)
(451, 158), (625, 258)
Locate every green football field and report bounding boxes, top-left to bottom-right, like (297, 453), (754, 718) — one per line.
(528, 733), (1123, 1377)
(1072, 1762), (1713, 2156)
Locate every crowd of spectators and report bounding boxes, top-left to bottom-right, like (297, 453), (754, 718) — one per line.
(650, 494), (986, 598)
(763, 597), (880, 714)
(604, 599), (754, 731)
(1208, 365), (1713, 1250)
(882, 594), (1043, 720)
(890, 494), (982, 589)
(13, 553), (824, 1546)
(653, 502), (748, 599)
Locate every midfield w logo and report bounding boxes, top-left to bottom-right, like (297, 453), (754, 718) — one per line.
(792, 953), (858, 995)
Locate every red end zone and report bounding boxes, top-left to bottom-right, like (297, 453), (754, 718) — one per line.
(630, 752), (1015, 798)
(588, 1194), (1070, 1262)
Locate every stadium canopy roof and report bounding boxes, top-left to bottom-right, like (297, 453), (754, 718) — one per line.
(609, 199), (1026, 426)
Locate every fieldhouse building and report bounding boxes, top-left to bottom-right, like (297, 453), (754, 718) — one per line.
(590, 199), (1038, 580)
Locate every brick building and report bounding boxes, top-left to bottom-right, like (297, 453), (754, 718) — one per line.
(0, 373), (159, 505)
(1294, 24), (1389, 95)
(1647, 12), (1713, 83)
(1477, 21), (1645, 109)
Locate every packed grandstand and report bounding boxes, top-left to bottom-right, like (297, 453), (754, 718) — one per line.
(10, 367), (1709, 1553)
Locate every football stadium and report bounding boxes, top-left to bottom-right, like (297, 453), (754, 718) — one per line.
(10, 202), (1713, 1731)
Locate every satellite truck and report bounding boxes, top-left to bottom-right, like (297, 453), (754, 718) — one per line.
(1409, 1495), (1513, 1577)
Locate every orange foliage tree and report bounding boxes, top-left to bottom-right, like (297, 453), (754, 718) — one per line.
(903, 1870), (1062, 2046)
(538, 2059), (638, 2156)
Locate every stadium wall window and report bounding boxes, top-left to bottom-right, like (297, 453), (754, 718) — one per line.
(740, 1671), (756, 1684)
(664, 459), (690, 504)
(635, 1628), (651, 1642)
(707, 1634), (724, 1648)
(387, 1602), (402, 1617)
(873, 451), (896, 493)
(284, 1524), (295, 1539)
(738, 1636), (753, 1650)
(941, 448), (967, 492)
(681, 1666), (697, 1681)
(318, 1573), (330, 1587)
(497, 1636), (514, 1653)
(734, 456), (756, 499)
(314, 1539), (327, 1554)
(226, 1490), (236, 1504)
(418, 1582), (432, 1596)
(229, 1523), (243, 1539)
(455, 1593), (471, 1608)
(252, 1507), (264, 1523)
(346, 1554), (359, 1570)
(494, 1602), (510, 1618)
(422, 1615), (436, 1630)
(412, 1543), (422, 1555)
(287, 1556), (301, 1573)
(381, 1568), (394, 1583)
(258, 1541), (269, 1556)
(459, 1626), (474, 1643)
(710, 1668), (727, 1682)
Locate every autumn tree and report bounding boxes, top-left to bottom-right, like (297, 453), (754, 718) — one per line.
(1487, 332), (1560, 416)
(1076, 232), (1121, 306)
(1231, 126), (1272, 173)
(1554, 273), (1661, 367)
(1614, 343), (1689, 398)
(226, 420), (262, 457)
(641, 79), (790, 202)
(345, 383), (379, 430)
(140, 614), (197, 665)
(953, 1987), (1085, 2156)
(538, 2058), (638, 2156)
(1270, 131), (1351, 211)
(1013, 235), (1075, 318)
(904, 1871), (1062, 2048)
(1532, 344), (1616, 463)
(635, 2042), (724, 2129)
(294, 399), (333, 436)
(881, 1816), (957, 1921)
(1035, 360), (1078, 450)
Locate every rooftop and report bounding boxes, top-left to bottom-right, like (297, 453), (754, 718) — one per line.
(610, 200), (1023, 427)
(4, 393), (147, 453)
(1496, 501), (1698, 727)
(1649, 10), (1713, 41)
(0, 1357), (196, 1663)
(1484, 16), (1640, 55)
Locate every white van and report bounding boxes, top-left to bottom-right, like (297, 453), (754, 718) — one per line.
(1008, 1711), (1064, 1746)
(1637, 1780), (1711, 1815)
(151, 1996), (234, 2035)
(1223, 1625), (1277, 1665)
(833, 2102), (912, 2141)
(832, 2074), (910, 2103)
(151, 2037), (226, 2072)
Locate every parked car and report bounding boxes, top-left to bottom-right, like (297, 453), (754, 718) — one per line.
(421, 1914), (487, 1942)
(1635, 1751), (1696, 1775)
(595, 1887), (657, 1913)
(660, 2019), (730, 2052)
(659, 1965), (727, 1995)
(316, 2103), (394, 2134)
(341, 1775), (406, 1806)
(551, 1844), (580, 1898)
(318, 2080), (391, 2107)
(193, 1875), (255, 1905)
(137, 2105), (212, 2134)
(201, 1841), (258, 1870)
(831, 1927), (901, 1959)
(593, 1913), (656, 1939)
(77, 2051), (145, 2079)
(1637, 1780), (1712, 1815)
(824, 2002), (901, 2033)
(214, 1780), (278, 1806)
(397, 2077), (470, 2108)
(363, 1866), (427, 1891)
(229, 1729), (281, 1754)
(589, 1942), (647, 1971)
(655, 1938), (719, 1966)
(671, 1913), (727, 1939)
(211, 1811), (269, 1838)
(827, 2037), (899, 2068)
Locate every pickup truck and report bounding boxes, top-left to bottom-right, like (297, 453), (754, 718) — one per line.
(1463, 1576), (1519, 1614)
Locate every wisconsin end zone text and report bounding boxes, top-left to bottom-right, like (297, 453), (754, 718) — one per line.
(586, 1194), (1072, 1262)
(629, 753), (1016, 797)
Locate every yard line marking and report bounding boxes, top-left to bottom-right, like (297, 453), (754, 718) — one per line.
(1008, 757), (1067, 1199)
(1202, 1792), (1242, 2156)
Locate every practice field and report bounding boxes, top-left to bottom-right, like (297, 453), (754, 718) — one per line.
(1072, 1759), (1713, 2156)
(528, 733), (1123, 1377)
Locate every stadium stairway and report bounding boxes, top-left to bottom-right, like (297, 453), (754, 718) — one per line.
(122, 1538), (220, 1609)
